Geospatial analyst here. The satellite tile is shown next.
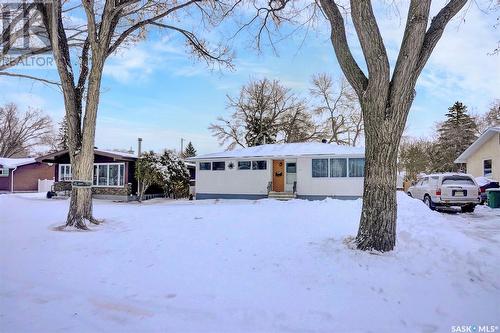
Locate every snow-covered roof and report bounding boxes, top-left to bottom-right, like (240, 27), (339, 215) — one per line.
(0, 157), (37, 169)
(188, 142), (365, 160)
(455, 127), (500, 163)
(36, 148), (138, 162)
(95, 149), (137, 159)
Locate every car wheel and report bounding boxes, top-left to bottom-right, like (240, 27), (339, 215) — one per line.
(424, 195), (435, 211)
(461, 204), (476, 213)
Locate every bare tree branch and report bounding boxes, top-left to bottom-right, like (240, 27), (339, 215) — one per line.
(415, 0), (469, 76)
(0, 71), (61, 86)
(318, 0), (368, 96)
(350, 0), (390, 95)
(0, 103), (54, 157)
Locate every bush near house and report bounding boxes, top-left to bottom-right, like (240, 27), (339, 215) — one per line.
(136, 150), (190, 200)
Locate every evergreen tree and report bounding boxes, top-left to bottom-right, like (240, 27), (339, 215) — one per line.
(432, 102), (478, 172)
(183, 142), (197, 158)
(160, 150), (190, 198)
(135, 150), (190, 201)
(135, 151), (164, 201)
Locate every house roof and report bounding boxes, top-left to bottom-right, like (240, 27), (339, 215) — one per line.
(36, 149), (138, 163)
(187, 142), (365, 160)
(454, 127), (500, 163)
(0, 157), (37, 169)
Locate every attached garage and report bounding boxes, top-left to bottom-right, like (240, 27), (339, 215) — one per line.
(0, 158), (54, 193)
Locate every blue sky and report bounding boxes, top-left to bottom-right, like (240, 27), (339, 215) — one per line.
(1, 1), (499, 155)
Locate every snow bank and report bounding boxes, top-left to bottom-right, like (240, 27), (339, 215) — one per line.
(0, 193), (499, 332)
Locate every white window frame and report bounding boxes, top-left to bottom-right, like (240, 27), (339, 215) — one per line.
(211, 161), (226, 171)
(237, 161), (251, 170)
(348, 158), (365, 178)
(93, 163), (126, 188)
(483, 159), (492, 178)
(330, 158), (347, 178)
(251, 160), (267, 170)
(199, 162), (211, 171)
(58, 163), (125, 187)
(0, 168), (9, 177)
(58, 164), (72, 181)
(311, 157), (365, 178)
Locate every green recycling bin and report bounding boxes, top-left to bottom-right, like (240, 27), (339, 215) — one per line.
(486, 188), (500, 208)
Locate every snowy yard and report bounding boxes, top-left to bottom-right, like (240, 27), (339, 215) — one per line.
(1, 193), (499, 333)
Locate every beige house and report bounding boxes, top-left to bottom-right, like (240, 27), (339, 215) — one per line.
(455, 127), (500, 181)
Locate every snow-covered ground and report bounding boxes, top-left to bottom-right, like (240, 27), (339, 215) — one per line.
(1, 193), (499, 333)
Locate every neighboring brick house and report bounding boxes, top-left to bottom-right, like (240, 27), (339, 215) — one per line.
(0, 157), (54, 193)
(36, 149), (139, 200)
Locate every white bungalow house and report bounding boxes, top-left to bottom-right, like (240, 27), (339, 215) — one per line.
(187, 142), (365, 200)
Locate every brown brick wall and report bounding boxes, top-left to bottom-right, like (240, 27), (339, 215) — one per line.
(0, 173), (12, 191)
(10, 163), (54, 192)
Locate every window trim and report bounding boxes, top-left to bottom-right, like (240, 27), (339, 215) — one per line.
(348, 158), (365, 178)
(93, 163), (126, 187)
(252, 160), (267, 170)
(483, 159), (492, 177)
(58, 164), (72, 181)
(58, 162), (126, 188)
(0, 168), (9, 177)
(199, 162), (211, 171)
(311, 157), (366, 178)
(237, 161), (251, 170)
(330, 158), (347, 178)
(212, 161), (226, 171)
(312, 158), (329, 178)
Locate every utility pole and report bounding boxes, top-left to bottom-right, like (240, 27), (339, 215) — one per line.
(137, 138), (142, 197)
(180, 138), (185, 155)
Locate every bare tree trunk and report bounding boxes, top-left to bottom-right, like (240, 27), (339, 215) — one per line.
(355, 100), (410, 251)
(65, 150), (96, 229)
(356, 126), (398, 251)
(64, 53), (105, 228)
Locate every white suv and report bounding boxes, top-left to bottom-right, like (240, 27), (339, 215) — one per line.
(407, 173), (481, 212)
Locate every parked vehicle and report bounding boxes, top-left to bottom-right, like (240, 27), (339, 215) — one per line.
(407, 173), (481, 212)
(475, 177), (500, 204)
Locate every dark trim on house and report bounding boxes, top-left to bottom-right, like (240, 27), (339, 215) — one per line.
(37, 149), (139, 200)
(36, 149), (136, 163)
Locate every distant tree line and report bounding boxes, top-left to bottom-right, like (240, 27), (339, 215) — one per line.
(209, 75), (363, 150)
(398, 100), (499, 181)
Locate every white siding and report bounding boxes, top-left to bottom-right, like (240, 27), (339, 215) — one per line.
(196, 159), (272, 195)
(296, 156), (364, 197)
(195, 155), (364, 197)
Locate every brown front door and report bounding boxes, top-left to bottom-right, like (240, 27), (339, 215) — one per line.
(272, 160), (285, 192)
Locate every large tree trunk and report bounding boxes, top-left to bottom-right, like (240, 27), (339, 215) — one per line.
(355, 101), (410, 252)
(65, 150), (95, 229)
(64, 54), (105, 229)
